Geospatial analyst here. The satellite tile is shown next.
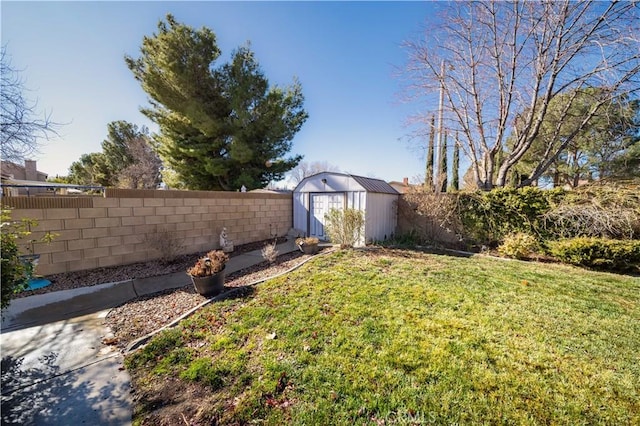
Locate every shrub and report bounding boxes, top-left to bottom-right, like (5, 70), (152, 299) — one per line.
(1, 225), (28, 310)
(548, 237), (640, 272)
(324, 208), (364, 248)
(542, 182), (640, 239)
(1, 208), (57, 310)
(144, 226), (186, 264)
(397, 190), (462, 247)
(457, 186), (564, 246)
(498, 233), (539, 260)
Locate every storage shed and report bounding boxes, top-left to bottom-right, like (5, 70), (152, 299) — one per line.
(293, 172), (399, 245)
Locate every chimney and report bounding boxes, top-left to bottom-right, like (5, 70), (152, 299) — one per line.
(403, 177), (409, 186)
(25, 160), (37, 181)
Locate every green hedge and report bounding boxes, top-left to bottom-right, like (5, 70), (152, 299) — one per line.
(457, 187), (565, 245)
(401, 183), (639, 257)
(548, 237), (640, 273)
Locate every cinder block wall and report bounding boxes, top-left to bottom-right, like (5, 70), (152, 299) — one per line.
(2, 189), (292, 275)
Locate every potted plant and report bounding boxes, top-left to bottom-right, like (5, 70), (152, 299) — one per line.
(296, 236), (320, 255)
(187, 250), (229, 297)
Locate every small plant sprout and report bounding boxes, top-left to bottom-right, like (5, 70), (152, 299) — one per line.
(261, 240), (279, 264)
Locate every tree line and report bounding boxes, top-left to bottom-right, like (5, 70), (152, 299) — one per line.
(407, 1), (639, 190)
(3, 14), (308, 192)
(3, 3), (638, 192)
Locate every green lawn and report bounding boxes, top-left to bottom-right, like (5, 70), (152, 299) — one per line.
(126, 248), (640, 425)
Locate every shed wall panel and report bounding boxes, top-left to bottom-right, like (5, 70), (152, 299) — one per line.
(364, 193), (398, 243)
(346, 191), (366, 211)
(293, 191), (308, 234)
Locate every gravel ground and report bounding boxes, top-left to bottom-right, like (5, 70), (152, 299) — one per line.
(15, 238), (323, 350)
(16, 239), (286, 299)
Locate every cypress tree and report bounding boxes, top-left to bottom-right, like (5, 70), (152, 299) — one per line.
(440, 133), (448, 192)
(425, 114), (435, 189)
(452, 131), (460, 191)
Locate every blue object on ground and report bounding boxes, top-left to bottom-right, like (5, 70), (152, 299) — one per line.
(27, 278), (52, 290)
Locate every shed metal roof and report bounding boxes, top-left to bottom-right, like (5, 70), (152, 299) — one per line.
(294, 172), (399, 195)
(351, 175), (399, 195)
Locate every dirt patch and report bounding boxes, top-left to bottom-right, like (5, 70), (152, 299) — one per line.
(131, 376), (218, 426)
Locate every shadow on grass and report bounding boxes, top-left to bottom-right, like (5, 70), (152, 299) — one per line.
(370, 244), (640, 277)
(361, 245), (476, 259)
(218, 285), (256, 302)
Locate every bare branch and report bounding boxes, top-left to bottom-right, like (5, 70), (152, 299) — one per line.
(1, 46), (61, 163)
(287, 161), (340, 185)
(402, 1), (640, 189)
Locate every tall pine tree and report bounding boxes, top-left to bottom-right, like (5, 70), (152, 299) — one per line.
(125, 15), (308, 190)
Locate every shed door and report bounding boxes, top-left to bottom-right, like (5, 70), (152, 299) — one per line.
(310, 193), (344, 240)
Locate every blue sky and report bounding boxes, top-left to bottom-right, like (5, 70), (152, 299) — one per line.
(2, 1), (440, 186)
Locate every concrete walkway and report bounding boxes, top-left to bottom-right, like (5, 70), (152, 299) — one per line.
(0, 240), (300, 425)
(1, 310), (131, 425)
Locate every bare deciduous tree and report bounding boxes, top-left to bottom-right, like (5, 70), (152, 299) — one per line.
(404, 1), (640, 189)
(117, 135), (162, 189)
(288, 160), (340, 185)
(1, 47), (60, 162)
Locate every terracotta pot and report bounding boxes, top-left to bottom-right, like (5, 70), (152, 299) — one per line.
(189, 267), (225, 297)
